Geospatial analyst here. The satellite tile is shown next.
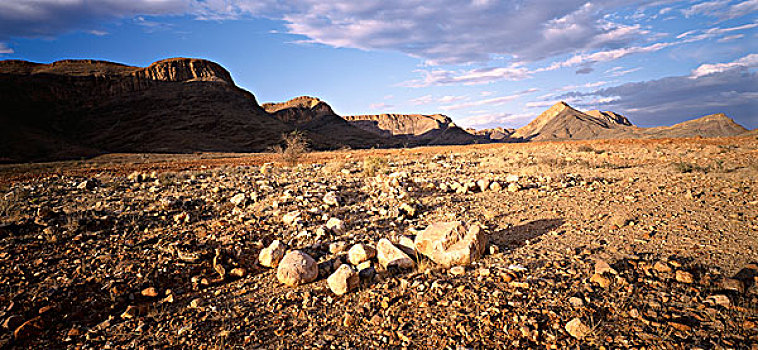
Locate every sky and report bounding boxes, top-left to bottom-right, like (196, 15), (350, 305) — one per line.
(0, 0), (756, 129)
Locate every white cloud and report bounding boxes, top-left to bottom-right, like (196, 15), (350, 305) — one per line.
(559, 55), (758, 127)
(682, 0), (758, 19)
(691, 53), (758, 77)
(369, 102), (394, 110)
(440, 89), (537, 111)
(400, 65), (532, 87)
(0, 42), (13, 54)
(458, 112), (535, 128)
(0, 0), (190, 39)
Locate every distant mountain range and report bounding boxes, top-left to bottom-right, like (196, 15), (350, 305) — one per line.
(0, 58), (751, 162)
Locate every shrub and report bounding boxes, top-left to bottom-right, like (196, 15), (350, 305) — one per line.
(273, 131), (309, 167)
(363, 156), (388, 176)
(673, 161), (708, 173)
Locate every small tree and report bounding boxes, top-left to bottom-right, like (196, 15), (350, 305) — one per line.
(273, 131), (309, 167)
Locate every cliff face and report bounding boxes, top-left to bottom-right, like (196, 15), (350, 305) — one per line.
(262, 96), (336, 125)
(342, 113), (483, 145)
(261, 96), (401, 149)
(0, 58), (283, 162)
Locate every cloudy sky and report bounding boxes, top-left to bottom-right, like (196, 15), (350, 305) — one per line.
(1, 0), (756, 129)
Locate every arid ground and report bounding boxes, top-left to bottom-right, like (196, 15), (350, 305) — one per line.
(1, 136), (757, 349)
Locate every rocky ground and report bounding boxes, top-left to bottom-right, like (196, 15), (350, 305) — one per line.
(1, 136), (757, 349)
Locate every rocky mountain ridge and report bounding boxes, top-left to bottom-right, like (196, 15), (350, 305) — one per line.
(511, 101), (747, 141)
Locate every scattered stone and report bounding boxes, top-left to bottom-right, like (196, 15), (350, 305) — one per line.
(276, 250), (319, 286)
(449, 266), (466, 276)
(141, 287), (159, 297)
(569, 297), (584, 307)
(347, 243), (376, 265)
(230, 267), (246, 278)
(489, 181), (502, 192)
(594, 259), (617, 275)
(189, 298), (204, 309)
(399, 203), (416, 217)
(414, 221), (487, 267)
(707, 294), (731, 308)
(329, 241), (349, 254)
(343, 313), (355, 327)
(282, 211), (302, 226)
(590, 273), (611, 288)
(326, 218), (346, 234)
(476, 179), (490, 192)
(259, 240), (287, 268)
(121, 305), (141, 319)
(675, 270), (695, 284)
(565, 318), (591, 339)
(377, 239), (415, 269)
(507, 183), (521, 192)
(653, 261), (672, 273)
(327, 265), (360, 296)
(323, 192), (339, 206)
(230, 193), (247, 206)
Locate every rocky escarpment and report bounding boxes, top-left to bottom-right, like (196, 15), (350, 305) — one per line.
(343, 114), (483, 145)
(467, 127), (514, 141)
(0, 58), (284, 162)
(262, 96), (400, 149)
(263, 96), (336, 126)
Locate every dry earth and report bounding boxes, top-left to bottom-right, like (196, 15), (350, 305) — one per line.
(1, 136), (757, 349)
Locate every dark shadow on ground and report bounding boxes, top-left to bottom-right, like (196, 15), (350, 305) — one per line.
(490, 218), (565, 250)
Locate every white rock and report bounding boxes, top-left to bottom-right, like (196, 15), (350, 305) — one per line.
(506, 174), (519, 183)
(476, 179), (490, 192)
(323, 192), (339, 206)
(507, 183), (521, 192)
(326, 217), (346, 234)
(414, 221), (488, 267)
(327, 265), (360, 296)
(259, 240), (287, 268)
(230, 193), (246, 206)
(347, 243), (377, 265)
(489, 181), (502, 192)
(282, 211), (302, 226)
(377, 239), (415, 269)
(276, 250), (318, 286)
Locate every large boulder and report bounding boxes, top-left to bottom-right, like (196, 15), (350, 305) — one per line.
(276, 250), (318, 286)
(414, 221), (487, 267)
(377, 239), (414, 269)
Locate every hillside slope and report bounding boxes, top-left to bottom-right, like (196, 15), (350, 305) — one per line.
(0, 58), (292, 162)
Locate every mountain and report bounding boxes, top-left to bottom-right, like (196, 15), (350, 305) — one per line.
(466, 127), (514, 141)
(512, 102), (747, 141)
(0, 58), (293, 162)
(262, 96), (399, 149)
(637, 113), (748, 138)
(342, 113), (484, 145)
(511, 102), (633, 141)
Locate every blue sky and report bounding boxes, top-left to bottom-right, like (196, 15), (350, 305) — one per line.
(1, 0), (756, 129)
